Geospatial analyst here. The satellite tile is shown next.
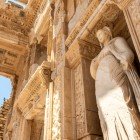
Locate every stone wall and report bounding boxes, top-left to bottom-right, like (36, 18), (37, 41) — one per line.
(0, 99), (10, 140)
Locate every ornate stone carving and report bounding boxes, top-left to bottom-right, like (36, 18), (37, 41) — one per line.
(0, 0), (44, 36)
(0, 99), (10, 139)
(74, 64), (86, 139)
(15, 61), (51, 119)
(53, 0), (66, 38)
(66, 39), (100, 68)
(52, 76), (62, 140)
(55, 31), (64, 66)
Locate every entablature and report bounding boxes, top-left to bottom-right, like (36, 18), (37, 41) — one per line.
(0, 36), (27, 76)
(14, 61), (51, 120)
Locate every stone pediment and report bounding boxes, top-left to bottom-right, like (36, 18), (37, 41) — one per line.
(15, 61), (51, 120)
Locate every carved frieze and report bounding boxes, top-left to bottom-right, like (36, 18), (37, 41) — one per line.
(0, 0), (44, 36)
(15, 61), (51, 120)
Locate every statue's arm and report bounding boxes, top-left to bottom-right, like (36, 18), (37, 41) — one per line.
(110, 37), (134, 70)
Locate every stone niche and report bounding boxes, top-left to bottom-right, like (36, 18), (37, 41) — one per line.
(84, 4), (140, 75)
(65, 2), (140, 140)
(81, 3), (140, 139)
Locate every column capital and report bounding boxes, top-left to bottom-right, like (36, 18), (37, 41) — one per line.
(65, 39), (100, 68)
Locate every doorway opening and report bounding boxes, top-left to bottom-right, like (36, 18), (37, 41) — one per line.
(0, 75), (12, 106)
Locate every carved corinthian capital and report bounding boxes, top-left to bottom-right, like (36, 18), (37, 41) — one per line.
(66, 39), (100, 68)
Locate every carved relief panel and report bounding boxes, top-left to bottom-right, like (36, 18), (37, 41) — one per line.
(53, 0), (65, 38)
(53, 0), (66, 68)
(0, 48), (19, 71)
(74, 64), (86, 139)
(52, 76), (62, 140)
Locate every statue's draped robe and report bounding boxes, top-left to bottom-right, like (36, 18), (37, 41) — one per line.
(90, 37), (140, 140)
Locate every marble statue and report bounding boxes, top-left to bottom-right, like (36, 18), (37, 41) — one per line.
(90, 26), (140, 140)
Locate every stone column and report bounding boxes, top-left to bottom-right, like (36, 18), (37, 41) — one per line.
(20, 118), (31, 140)
(51, 0), (68, 139)
(66, 39), (102, 140)
(61, 67), (73, 140)
(81, 57), (102, 140)
(44, 83), (53, 140)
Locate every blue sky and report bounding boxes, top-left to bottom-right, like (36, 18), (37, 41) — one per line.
(0, 76), (12, 106)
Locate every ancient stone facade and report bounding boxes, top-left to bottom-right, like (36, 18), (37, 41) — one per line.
(0, 0), (139, 140)
(0, 99), (10, 140)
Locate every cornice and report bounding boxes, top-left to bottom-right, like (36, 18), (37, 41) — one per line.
(14, 61), (51, 119)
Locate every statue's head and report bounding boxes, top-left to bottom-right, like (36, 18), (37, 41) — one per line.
(96, 26), (112, 45)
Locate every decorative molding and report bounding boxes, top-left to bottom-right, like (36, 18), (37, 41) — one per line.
(65, 39), (100, 68)
(0, 0), (44, 36)
(14, 61), (51, 120)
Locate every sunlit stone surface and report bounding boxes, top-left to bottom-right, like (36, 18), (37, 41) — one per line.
(0, 0), (139, 140)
